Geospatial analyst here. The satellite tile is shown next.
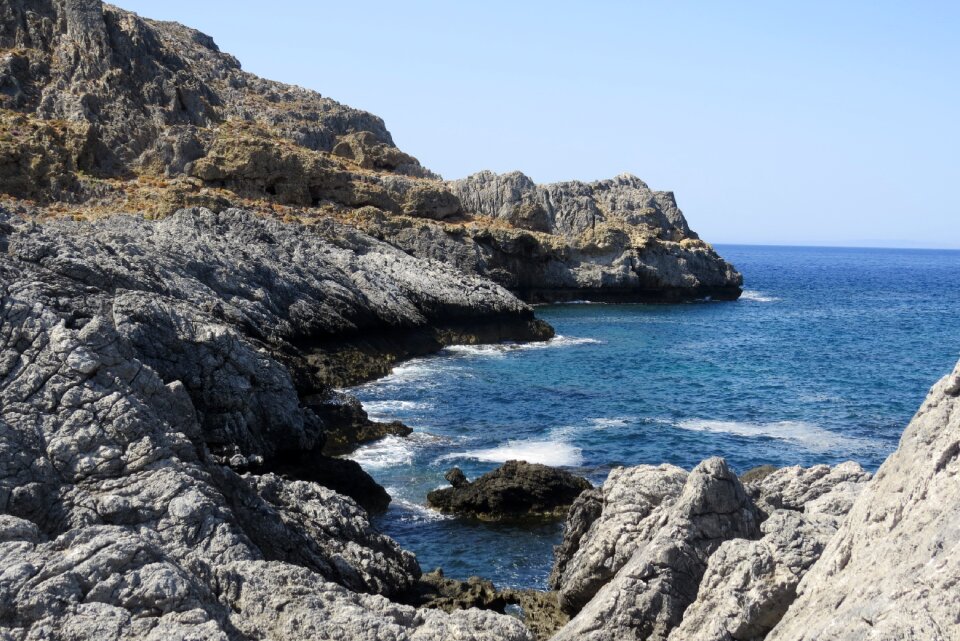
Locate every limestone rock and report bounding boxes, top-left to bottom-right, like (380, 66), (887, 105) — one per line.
(426, 461), (592, 520)
(667, 510), (839, 641)
(550, 464), (688, 613)
(552, 458), (759, 641)
(766, 362), (960, 641)
(746, 461), (871, 517)
(0, 253), (533, 640)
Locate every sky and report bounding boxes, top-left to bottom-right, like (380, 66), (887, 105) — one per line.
(114, 1), (959, 248)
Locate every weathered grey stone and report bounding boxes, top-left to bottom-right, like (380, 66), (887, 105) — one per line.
(766, 362), (960, 641)
(667, 463), (871, 641)
(550, 464), (688, 613)
(746, 461), (871, 516)
(552, 458), (759, 641)
(0, 263), (534, 640)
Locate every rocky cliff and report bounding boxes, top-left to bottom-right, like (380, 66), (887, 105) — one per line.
(0, 0), (740, 303)
(0, 206), (544, 639)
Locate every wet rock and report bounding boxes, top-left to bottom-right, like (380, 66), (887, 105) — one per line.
(426, 461), (592, 520)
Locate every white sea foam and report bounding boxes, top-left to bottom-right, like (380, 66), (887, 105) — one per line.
(385, 491), (453, 522)
(675, 419), (877, 452)
(361, 400), (430, 420)
(442, 335), (602, 358)
(439, 439), (584, 467)
(549, 416), (632, 439)
(346, 432), (446, 470)
(740, 290), (780, 303)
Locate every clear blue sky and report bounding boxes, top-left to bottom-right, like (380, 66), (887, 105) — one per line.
(115, 1), (959, 248)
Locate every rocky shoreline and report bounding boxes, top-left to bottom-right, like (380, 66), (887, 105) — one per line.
(0, 2), (957, 640)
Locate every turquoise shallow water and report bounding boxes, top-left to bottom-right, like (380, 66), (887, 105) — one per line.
(346, 245), (960, 590)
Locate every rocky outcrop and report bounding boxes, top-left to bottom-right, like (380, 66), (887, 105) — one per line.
(2, 207), (549, 470)
(765, 362), (960, 641)
(0, 0), (740, 305)
(0, 210), (537, 639)
(426, 461), (592, 520)
(550, 464), (688, 613)
(553, 458), (760, 641)
(370, 174), (743, 303)
(547, 458), (873, 641)
(668, 465), (871, 641)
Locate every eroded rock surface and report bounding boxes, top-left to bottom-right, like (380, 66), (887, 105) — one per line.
(766, 363), (960, 641)
(0, 0), (741, 305)
(0, 224), (535, 639)
(550, 464), (688, 613)
(553, 458), (759, 641)
(544, 453), (882, 641)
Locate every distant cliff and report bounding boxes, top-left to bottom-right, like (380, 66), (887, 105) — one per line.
(0, 0), (740, 302)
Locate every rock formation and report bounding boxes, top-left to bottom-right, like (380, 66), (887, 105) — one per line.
(0, 208), (537, 639)
(426, 461), (592, 520)
(549, 464), (688, 613)
(547, 459), (874, 641)
(765, 362), (960, 640)
(0, 0), (740, 304)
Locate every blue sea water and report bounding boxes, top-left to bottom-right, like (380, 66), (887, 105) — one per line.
(346, 245), (960, 590)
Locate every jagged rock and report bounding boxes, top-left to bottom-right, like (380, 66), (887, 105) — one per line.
(0, 1), (740, 307)
(550, 464), (688, 613)
(665, 510), (835, 641)
(412, 570), (568, 641)
(426, 461), (592, 520)
(746, 461), (871, 517)
(766, 362), (960, 641)
(414, 570), (507, 612)
(668, 462), (871, 641)
(0, 262), (532, 640)
(218, 561), (532, 641)
(548, 487), (602, 587)
(2, 207), (549, 470)
(552, 458), (759, 641)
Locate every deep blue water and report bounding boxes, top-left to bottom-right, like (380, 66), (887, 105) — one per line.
(346, 245), (960, 590)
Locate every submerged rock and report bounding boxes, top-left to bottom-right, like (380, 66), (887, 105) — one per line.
(426, 461), (592, 520)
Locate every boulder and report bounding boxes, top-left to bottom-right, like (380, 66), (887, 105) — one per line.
(550, 464), (688, 613)
(552, 458), (760, 641)
(426, 461), (592, 520)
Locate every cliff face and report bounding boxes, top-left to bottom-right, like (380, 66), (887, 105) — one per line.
(0, 0), (740, 303)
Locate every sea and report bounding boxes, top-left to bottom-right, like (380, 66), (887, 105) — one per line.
(345, 244), (960, 590)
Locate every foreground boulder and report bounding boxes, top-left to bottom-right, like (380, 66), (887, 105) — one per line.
(668, 464), (871, 641)
(553, 458), (759, 641)
(426, 461), (592, 520)
(549, 464), (688, 613)
(548, 456), (874, 641)
(766, 362), (960, 640)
